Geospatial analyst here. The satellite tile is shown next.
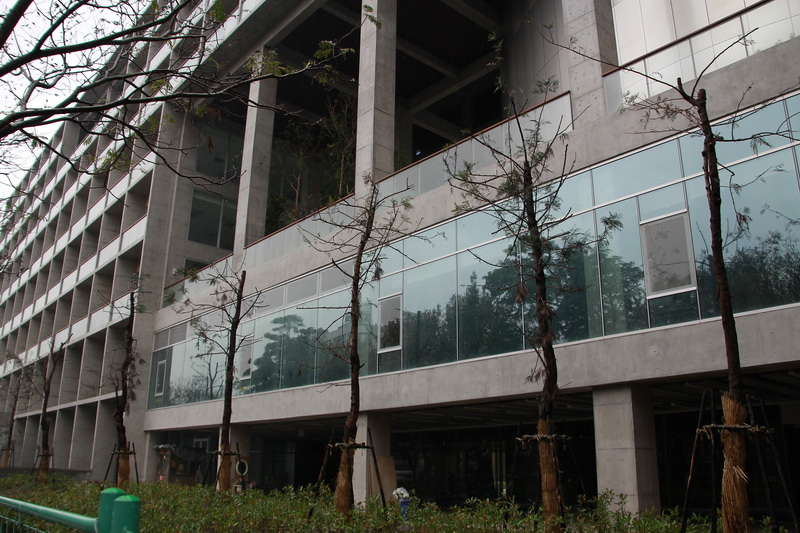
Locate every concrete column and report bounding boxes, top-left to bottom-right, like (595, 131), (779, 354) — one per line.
(563, 0), (618, 127)
(234, 76), (277, 264)
(593, 385), (660, 512)
(355, 0), (397, 195)
(353, 412), (396, 504)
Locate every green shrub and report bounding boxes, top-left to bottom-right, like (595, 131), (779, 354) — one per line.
(0, 474), (788, 532)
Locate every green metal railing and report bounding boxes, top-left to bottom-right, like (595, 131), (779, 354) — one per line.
(0, 487), (140, 533)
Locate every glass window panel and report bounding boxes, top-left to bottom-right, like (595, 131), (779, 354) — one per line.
(405, 222), (456, 266)
(788, 95), (800, 139)
(707, 0), (745, 23)
(186, 345), (225, 402)
(618, 60), (649, 104)
(457, 209), (503, 250)
(169, 322), (188, 344)
(378, 349), (402, 373)
(687, 148), (800, 317)
(546, 211), (603, 343)
(187, 191), (221, 246)
(641, 0), (676, 51)
(672, 0), (710, 36)
(403, 257), (457, 369)
(255, 286), (284, 316)
(195, 119), (245, 181)
(233, 323), (255, 396)
(690, 19), (747, 74)
(680, 133), (705, 177)
(551, 172), (593, 218)
(320, 260), (353, 294)
(597, 199), (648, 334)
(251, 312), (284, 392)
(219, 203), (236, 250)
(714, 102), (791, 166)
(154, 359), (166, 396)
(281, 305), (317, 388)
(379, 295), (402, 350)
(649, 290), (699, 327)
(418, 153), (447, 194)
(641, 214), (695, 294)
(645, 41), (694, 96)
(359, 280), (378, 376)
(458, 239), (523, 359)
(614, 0), (647, 63)
(154, 330), (169, 350)
(743, 1), (794, 54)
(373, 242), (403, 276)
(163, 343), (186, 406)
(380, 272), (402, 298)
(286, 274), (317, 305)
(593, 141), (681, 205)
(639, 183), (686, 221)
(149, 348), (170, 408)
(316, 291), (350, 383)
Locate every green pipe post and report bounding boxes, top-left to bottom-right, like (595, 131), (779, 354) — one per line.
(111, 495), (141, 533)
(97, 488), (126, 533)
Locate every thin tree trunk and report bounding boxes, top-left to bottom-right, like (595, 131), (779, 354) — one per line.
(37, 348), (62, 482)
(38, 380), (51, 482)
(2, 384), (18, 467)
(334, 186), (377, 515)
(114, 291), (136, 487)
(218, 271), (245, 491)
(523, 160), (563, 530)
(689, 86), (748, 531)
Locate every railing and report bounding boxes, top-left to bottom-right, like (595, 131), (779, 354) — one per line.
(0, 487), (140, 533)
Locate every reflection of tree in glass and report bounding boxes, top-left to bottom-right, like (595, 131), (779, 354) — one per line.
(456, 266), (524, 358)
(251, 316), (284, 392)
(281, 314), (317, 388)
(379, 317), (400, 349)
(170, 356), (223, 405)
(598, 242), (647, 334)
(403, 306), (453, 368)
(696, 232), (800, 316)
(251, 313), (320, 391)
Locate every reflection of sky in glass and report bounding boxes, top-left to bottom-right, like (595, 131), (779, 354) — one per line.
(593, 141), (681, 205)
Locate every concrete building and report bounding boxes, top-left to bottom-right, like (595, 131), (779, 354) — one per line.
(1, 0), (800, 515)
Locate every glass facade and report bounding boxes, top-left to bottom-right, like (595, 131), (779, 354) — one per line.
(149, 95), (800, 409)
(606, 0), (800, 111)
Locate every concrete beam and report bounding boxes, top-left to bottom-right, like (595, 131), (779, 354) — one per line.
(408, 52), (497, 114)
(440, 0), (501, 34)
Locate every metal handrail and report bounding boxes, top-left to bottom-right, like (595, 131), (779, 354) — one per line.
(0, 487), (140, 533)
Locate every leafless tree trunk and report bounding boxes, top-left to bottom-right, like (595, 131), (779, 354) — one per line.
(113, 290), (138, 487)
(678, 82), (748, 532)
(333, 185), (377, 514)
(36, 340), (66, 481)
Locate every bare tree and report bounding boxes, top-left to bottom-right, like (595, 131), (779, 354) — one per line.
(29, 337), (69, 481)
(446, 80), (618, 531)
(107, 278), (146, 487)
(550, 28), (798, 532)
(0, 0), (363, 273)
(174, 264), (264, 491)
(1, 353), (29, 466)
(301, 175), (414, 514)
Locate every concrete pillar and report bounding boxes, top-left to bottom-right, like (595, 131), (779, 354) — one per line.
(234, 76), (277, 264)
(355, 0), (397, 195)
(563, 0), (618, 127)
(593, 385), (660, 512)
(353, 412), (396, 504)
